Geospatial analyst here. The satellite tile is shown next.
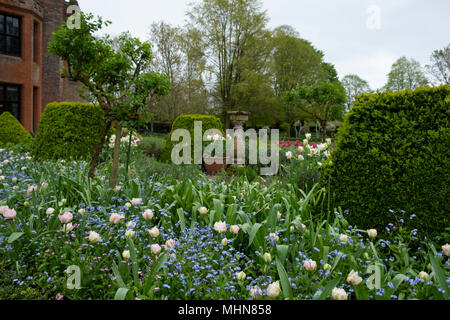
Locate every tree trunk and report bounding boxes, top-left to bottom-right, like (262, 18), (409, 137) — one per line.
(88, 121), (112, 180)
(321, 120), (327, 142)
(109, 120), (122, 189)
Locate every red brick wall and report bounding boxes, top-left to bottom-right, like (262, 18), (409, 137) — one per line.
(0, 0), (43, 132)
(0, 0), (86, 133)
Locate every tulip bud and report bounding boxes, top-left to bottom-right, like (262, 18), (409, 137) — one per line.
(236, 271), (246, 281)
(148, 227), (160, 238)
(418, 271), (430, 281)
(122, 250), (131, 260)
(368, 229), (377, 239)
(230, 225), (240, 235)
(332, 287), (348, 300)
(266, 281), (281, 299)
(88, 231), (101, 243)
(151, 244), (162, 255)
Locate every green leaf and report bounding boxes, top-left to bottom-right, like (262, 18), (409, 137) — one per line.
(248, 223), (262, 248)
(318, 277), (341, 300)
(276, 258), (293, 300)
(111, 261), (127, 288)
(428, 252), (449, 299)
(268, 204), (281, 230)
(144, 252), (168, 295)
(276, 245), (289, 262)
(114, 288), (129, 300)
(177, 208), (186, 230)
(8, 232), (24, 244)
(392, 274), (406, 291)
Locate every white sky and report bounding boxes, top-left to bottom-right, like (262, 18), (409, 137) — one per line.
(76, 0), (450, 90)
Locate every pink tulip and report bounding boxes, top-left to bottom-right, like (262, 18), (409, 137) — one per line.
(4, 208), (17, 220)
(59, 212), (73, 224)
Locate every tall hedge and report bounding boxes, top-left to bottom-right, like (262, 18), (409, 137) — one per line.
(324, 85), (450, 239)
(33, 102), (108, 160)
(0, 112), (31, 145)
(161, 114), (224, 162)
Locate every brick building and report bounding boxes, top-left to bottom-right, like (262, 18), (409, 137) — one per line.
(0, 0), (84, 133)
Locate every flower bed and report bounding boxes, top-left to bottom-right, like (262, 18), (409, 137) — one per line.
(0, 148), (448, 300)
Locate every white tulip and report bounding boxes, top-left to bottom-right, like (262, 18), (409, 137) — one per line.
(332, 287), (348, 300)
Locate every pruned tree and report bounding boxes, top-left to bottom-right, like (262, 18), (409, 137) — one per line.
(49, 13), (170, 185)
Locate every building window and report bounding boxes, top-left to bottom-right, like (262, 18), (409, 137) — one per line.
(0, 84), (21, 122)
(0, 13), (21, 57)
(33, 22), (39, 62)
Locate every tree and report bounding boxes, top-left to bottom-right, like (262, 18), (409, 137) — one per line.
(270, 26), (328, 136)
(187, 0), (270, 128)
(426, 43), (450, 85)
(284, 82), (346, 142)
(383, 56), (429, 91)
(342, 74), (372, 112)
(149, 23), (209, 125)
(49, 13), (170, 185)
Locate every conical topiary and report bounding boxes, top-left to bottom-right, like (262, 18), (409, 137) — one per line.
(0, 112), (31, 144)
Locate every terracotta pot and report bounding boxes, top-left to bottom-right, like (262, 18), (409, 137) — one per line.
(203, 157), (230, 176)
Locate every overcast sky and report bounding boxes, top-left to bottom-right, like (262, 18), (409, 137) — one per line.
(76, 0), (450, 90)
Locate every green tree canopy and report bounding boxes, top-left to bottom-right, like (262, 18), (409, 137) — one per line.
(426, 43), (450, 85)
(383, 56), (429, 91)
(342, 74), (372, 112)
(284, 81), (346, 141)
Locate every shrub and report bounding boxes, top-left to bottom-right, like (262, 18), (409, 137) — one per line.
(0, 112), (31, 145)
(323, 85), (450, 239)
(32, 102), (108, 160)
(138, 136), (166, 159)
(161, 114), (224, 162)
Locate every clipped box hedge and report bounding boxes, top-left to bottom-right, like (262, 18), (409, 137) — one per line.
(0, 112), (31, 145)
(323, 85), (450, 239)
(161, 114), (224, 162)
(32, 102), (108, 160)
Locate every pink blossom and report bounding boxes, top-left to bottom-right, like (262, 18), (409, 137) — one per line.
(59, 212), (73, 224)
(4, 208), (17, 220)
(56, 293), (64, 300)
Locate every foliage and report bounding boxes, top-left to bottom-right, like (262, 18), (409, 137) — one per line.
(0, 112), (31, 145)
(32, 103), (108, 161)
(284, 82), (346, 141)
(0, 263), (48, 300)
(383, 56), (429, 91)
(426, 43), (450, 86)
(148, 22), (209, 123)
(323, 85), (450, 240)
(0, 148), (448, 300)
(48, 12), (171, 180)
(138, 136), (166, 160)
(342, 74), (372, 112)
(187, 0), (271, 125)
(161, 114), (224, 162)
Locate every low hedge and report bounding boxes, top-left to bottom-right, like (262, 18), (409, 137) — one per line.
(161, 114), (224, 162)
(32, 102), (108, 160)
(323, 85), (450, 240)
(0, 112), (31, 145)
